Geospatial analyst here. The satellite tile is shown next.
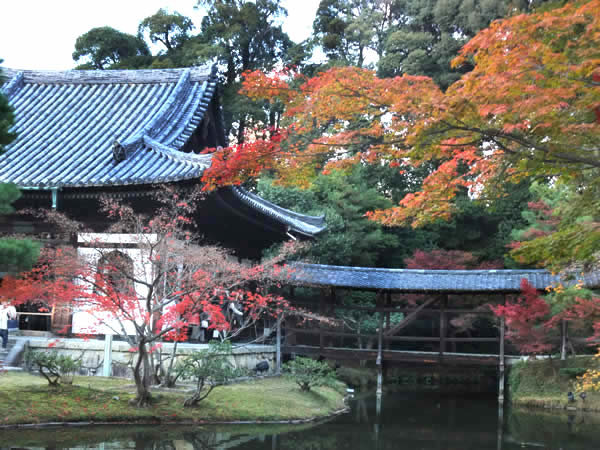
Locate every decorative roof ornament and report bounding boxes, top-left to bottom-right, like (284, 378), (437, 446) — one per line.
(112, 140), (126, 163)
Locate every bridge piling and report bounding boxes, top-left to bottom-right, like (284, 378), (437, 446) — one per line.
(376, 293), (384, 396)
(498, 314), (505, 404)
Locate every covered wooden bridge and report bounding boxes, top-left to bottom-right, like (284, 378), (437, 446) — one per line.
(278, 263), (600, 400)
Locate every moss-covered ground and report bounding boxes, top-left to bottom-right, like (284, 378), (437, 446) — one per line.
(508, 356), (600, 410)
(0, 372), (346, 427)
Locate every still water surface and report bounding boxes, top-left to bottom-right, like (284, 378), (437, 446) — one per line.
(2, 391), (599, 449)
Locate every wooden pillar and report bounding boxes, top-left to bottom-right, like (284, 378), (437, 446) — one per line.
(319, 290), (325, 353)
(385, 292), (392, 350)
(561, 319), (568, 361)
(497, 402), (504, 450)
(498, 295), (506, 404)
(271, 433), (278, 450)
(285, 285), (296, 347)
(276, 314), (282, 374)
(440, 295), (447, 361)
(331, 288), (338, 347)
(376, 293), (384, 396)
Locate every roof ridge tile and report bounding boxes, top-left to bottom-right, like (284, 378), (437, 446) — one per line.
(1, 71), (24, 98)
(112, 69), (191, 162)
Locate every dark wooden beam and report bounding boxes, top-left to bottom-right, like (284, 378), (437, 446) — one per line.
(284, 327), (498, 342)
(290, 300), (495, 315)
(281, 345), (500, 366)
(384, 297), (438, 337)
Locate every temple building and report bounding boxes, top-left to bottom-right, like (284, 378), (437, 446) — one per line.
(0, 64), (325, 333)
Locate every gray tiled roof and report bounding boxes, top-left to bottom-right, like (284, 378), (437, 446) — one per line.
(291, 263), (600, 292)
(230, 186), (326, 236)
(0, 65), (326, 236)
(0, 66), (216, 187)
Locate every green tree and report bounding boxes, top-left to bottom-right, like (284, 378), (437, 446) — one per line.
(0, 84), (15, 152)
(377, 0), (553, 89)
(0, 62), (40, 272)
(138, 9), (194, 53)
(510, 180), (600, 272)
(72, 26), (152, 69)
(196, 0), (293, 142)
(312, 0), (400, 67)
(259, 168), (400, 267)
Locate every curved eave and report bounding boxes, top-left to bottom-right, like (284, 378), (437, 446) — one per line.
(6, 143), (211, 189)
(230, 186), (327, 237)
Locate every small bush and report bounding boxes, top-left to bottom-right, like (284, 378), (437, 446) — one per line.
(24, 349), (81, 386)
(559, 367), (588, 378)
(175, 341), (243, 407)
(283, 357), (337, 392)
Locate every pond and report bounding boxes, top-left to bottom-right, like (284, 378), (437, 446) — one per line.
(2, 391), (599, 449)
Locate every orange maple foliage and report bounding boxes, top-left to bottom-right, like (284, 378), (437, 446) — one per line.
(202, 0), (600, 228)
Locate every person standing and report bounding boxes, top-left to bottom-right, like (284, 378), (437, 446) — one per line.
(0, 303), (16, 349)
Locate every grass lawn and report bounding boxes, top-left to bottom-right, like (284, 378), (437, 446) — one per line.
(0, 372), (347, 426)
(509, 356), (600, 411)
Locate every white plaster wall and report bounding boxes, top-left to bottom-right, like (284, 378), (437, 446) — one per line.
(73, 233), (154, 336)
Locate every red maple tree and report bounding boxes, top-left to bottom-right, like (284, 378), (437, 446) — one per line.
(0, 189), (304, 407)
(404, 249), (502, 270)
(491, 280), (554, 355)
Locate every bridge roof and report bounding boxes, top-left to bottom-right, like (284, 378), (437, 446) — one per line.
(292, 263), (600, 292)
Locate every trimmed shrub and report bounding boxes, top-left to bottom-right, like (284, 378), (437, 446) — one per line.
(175, 341), (243, 407)
(24, 350), (81, 386)
(283, 357), (337, 392)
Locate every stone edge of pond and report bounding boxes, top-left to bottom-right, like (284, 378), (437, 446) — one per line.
(0, 403), (351, 430)
(511, 399), (600, 413)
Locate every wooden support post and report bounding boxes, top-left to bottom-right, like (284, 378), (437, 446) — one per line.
(331, 288), (338, 347)
(440, 295), (447, 361)
(561, 319), (567, 361)
(276, 314), (282, 374)
(319, 290), (325, 353)
(385, 292), (391, 350)
(499, 308), (506, 405)
(497, 402), (504, 450)
(376, 294), (384, 396)
(271, 433), (278, 450)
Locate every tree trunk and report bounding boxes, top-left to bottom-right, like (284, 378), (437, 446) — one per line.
(237, 117), (246, 144)
(132, 342), (153, 407)
(160, 340), (179, 388)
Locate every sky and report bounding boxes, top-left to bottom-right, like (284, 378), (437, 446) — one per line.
(0, 0), (321, 70)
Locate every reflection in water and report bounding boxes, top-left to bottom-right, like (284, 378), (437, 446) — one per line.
(3, 392), (600, 450)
